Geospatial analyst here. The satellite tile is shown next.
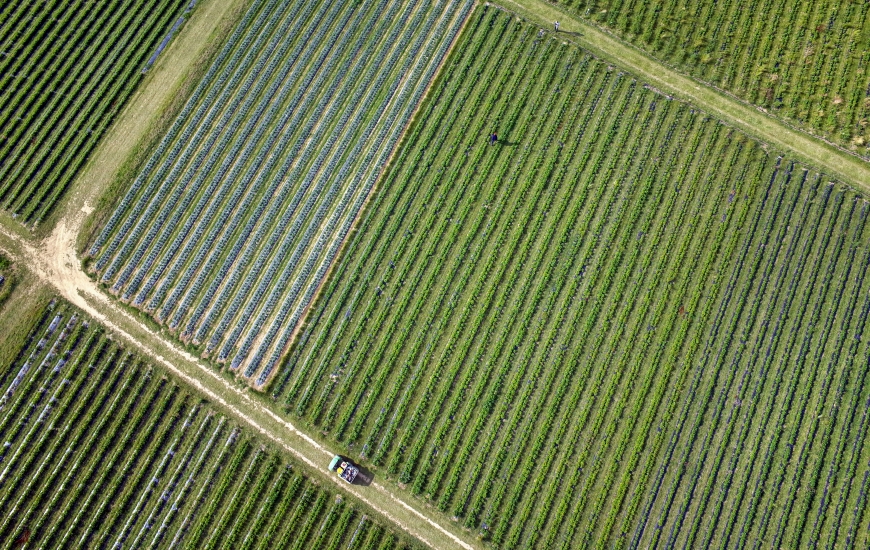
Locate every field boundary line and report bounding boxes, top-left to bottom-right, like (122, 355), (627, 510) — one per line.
(0, 0), (482, 546)
(492, 0), (870, 194)
(0, 217), (479, 550)
(273, 1), (479, 386)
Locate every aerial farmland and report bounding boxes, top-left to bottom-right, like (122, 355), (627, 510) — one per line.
(88, 0), (472, 386)
(0, 0), (193, 225)
(1, 0), (870, 548)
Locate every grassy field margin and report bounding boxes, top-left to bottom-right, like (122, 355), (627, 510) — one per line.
(63, 0), (251, 250)
(493, 0), (870, 194)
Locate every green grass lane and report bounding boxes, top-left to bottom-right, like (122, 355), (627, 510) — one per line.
(0, 302), (435, 549)
(492, 0), (870, 195)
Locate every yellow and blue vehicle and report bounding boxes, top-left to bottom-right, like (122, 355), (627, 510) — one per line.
(328, 455), (359, 484)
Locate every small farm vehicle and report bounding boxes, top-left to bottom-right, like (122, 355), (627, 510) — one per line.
(329, 455), (359, 484)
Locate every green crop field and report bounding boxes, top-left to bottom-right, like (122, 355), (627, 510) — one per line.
(87, 0), (473, 387)
(10, 0), (870, 548)
(554, 0), (870, 153)
(0, 0), (193, 225)
(271, 7), (870, 548)
(0, 298), (415, 550)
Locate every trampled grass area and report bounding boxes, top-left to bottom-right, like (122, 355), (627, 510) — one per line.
(0, 298), (418, 550)
(0, 0), (192, 225)
(88, 0), (473, 386)
(0, 253), (15, 308)
(0, 269), (49, 372)
(273, 7), (870, 548)
(553, 0), (870, 154)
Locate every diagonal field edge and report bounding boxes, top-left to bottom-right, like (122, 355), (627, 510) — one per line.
(493, 0), (870, 194)
(0, 0), (482, 546)
(0, 220), (480, 550)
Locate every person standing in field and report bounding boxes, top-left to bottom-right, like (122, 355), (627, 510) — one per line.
(554, 20), (559, 31)
(490, 132), (498, 146)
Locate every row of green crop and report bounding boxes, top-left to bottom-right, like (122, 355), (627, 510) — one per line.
(322, 14), (552, 449)
(288, 4), (660, 536)
(283, 5), (515, 428)
(277, 7), (870, 548)
(556, 0), (870, 149)
(88, 0), (474, 385)
(0, 299), (414, 549)
(468, 79), (679, 545)
(522, 110), (712, 548)
(0, 0), (190, 224)
(488, 83), (706, 549)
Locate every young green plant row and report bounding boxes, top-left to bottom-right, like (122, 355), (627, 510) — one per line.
(0, 0), (191, 224)
(275, 7), (870, 548)
(89, 0), (474, 386)
(0, 299), (415, 550)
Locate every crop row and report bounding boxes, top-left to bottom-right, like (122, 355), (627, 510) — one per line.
(277, 8), (870, 548)
(0, 0), (190, 224)
(89, 0), (474, 385)
(0, 299), (412, 549)
(556, 0), (870, 151)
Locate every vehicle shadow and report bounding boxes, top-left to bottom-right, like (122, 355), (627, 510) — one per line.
(352, 464), (375, 486)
